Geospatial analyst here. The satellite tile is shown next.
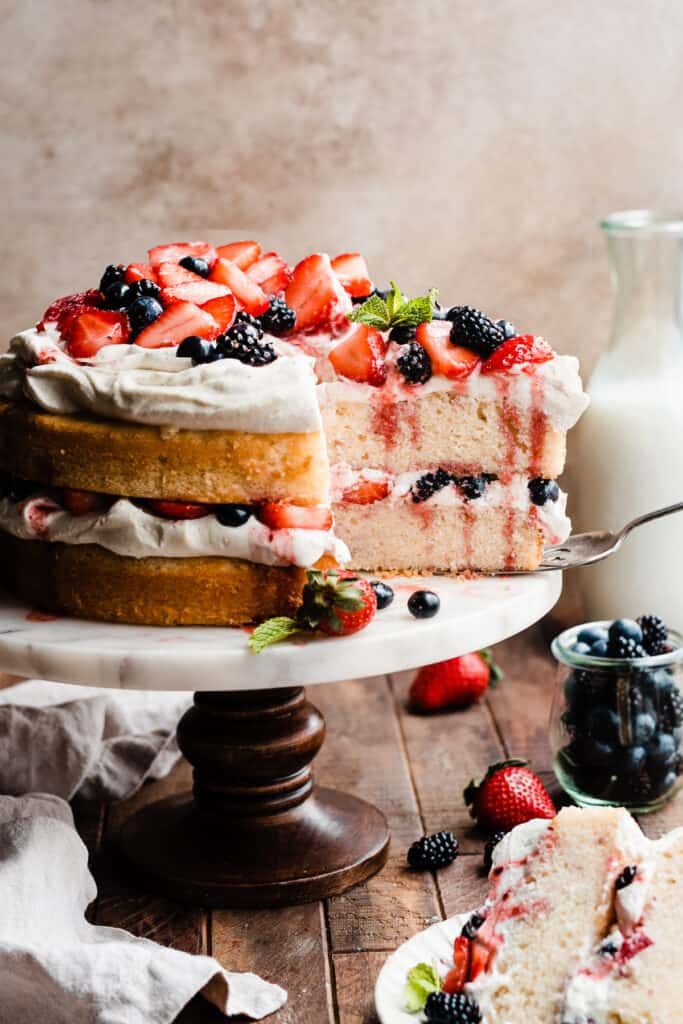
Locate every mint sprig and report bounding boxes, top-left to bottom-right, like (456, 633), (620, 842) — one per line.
(348, 280), (438, 331)
(403, 961), (442, 1013)
(248, 616), (301, 653)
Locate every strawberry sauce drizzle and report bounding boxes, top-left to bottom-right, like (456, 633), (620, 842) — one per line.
(369, 389), (401, 450)
(528, 371), (548, 476)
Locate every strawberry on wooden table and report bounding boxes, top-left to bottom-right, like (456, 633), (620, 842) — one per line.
(464, 759), (556, 833)
(63, 309), (130, 358)
(285, 253), (350, 332)
(210, 258), (270, 316)
(331, 252), (373, 298)
(481, 334), (554, 374)
(416, 321), (481, 380)
(329, 322), (388, 386)
(148, 241), (217, 269)
(147, 499), (211, 520)
(257, 502), (333, 531)
(246, 252), (293, 294)
(215, 240), (261, 270)
(62, 488), (111, 516)
(134, 300), (217, 348)
(409, 651), (501, 712)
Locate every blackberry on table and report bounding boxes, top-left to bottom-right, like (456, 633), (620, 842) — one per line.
(259, 295), (296, 335)
(638, 614), (668, 655)
(425, 991), (482, 1023)
(407, 830), (458, 870)
(411, 468), (453, 503)
(447, 305), (505, 358)
(397, 341), (432, 384)
(483, 831), (507, 872)
(235, 310), (265, 338)
(217, 323), (277, 366)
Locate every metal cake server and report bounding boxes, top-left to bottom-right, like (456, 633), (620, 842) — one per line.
(516, 500), (683, 573)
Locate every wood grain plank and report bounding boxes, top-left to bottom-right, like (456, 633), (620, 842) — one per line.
(333, 951), (385, 1024)
(314, 677), (441, 953)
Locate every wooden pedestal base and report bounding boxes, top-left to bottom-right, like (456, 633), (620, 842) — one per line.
(120, 687), (390, 907)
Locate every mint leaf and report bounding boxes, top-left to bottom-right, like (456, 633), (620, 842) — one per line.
(403, 962), (442, 1013)
(391, 287), (439, 329)
(249, 616), (301, 653)
(385, 280), (408, 320)
(347, 283), (438, 331)
(348, 293), (391, 329)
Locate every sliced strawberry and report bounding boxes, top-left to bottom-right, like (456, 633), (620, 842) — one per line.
(331, 252), (373, 298)
(63, 309), (129, 358)
(38, 290), (102, 332)
(146, 499), (212, 520)
(469, 939), (491, 981)
(201, 293), (237, 334)
(481, 334), (555, 374)
(156, 262), (203, 288)
(161, 279), (230, 306)
(134, 301), (217, 349)
(257, 503), (334, 531)
(215, 240), (261, 270)
(62, 488), (111, 516)
(246, 252), (293, 294)
(341, 478), (390, 504)
(329, 323), (388, 386)
(148, 241), (217, 269)
(416, 321), (481, 380)
(443, 937), (471, 994)
(210, 258), (270, 315)
(124, 262), (156, 284)
(285, 253), (351, 332)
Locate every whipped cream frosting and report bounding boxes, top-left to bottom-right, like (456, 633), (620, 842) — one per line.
(0, 494), (349, 568)
(0, 329), (322, 433)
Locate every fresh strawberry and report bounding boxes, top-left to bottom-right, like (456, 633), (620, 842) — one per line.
(469, 940), (492, 981)
(62, 488), (111, 516)
(409, 651), (501, 712)
(201, 293), (237, 334)
(148, 241), (217, 269)
(481, 334), (554, 374)
(257, 502), (333, 531)
(156, 263), (201, 288)
(215, 240), (261, 270)
(464, 760), (556, 833)
(62, 309), (129, 358)
(331, 252), (373, 298)
(246, 252), (293, 294)
(303, 569), (377, 637)
(124, 263), (156, 284)
(416, 321), (481, 380)
(341, 478), (390, 504)
(210, 258), (270, 316)
(134, 301), (217, 349)
(443, 937), (471, 994)
(38, 290), (103, 332)
(146, 499), (211, 520)
(285, 253), (351, 332)
(161, 279), (230, 306)
(329, 323), (388, 386)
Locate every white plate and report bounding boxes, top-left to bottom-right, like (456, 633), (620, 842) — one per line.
(375, 911), (470, 1023)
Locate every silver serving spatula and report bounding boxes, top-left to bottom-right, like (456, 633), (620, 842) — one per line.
(518, 500), (683, 572)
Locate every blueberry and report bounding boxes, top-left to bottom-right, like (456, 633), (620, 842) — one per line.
(616, 745), (647, 777)
(578, 625), (609, 646)
(388, 324), (417, 344)
(650, 770), (677, 797)
(127, 296), (163, 332)
(587, 705), (620, 743)
(579, 736), (616, 768)
(216, 504), (252, 528)
(102, 280), (132, 309)
(431, 302), (449, 321)
(572, 641), (592, 655)
(647, 732), (677, 768)
(176, 335), (216, 364)
(99, 264), (125, 291)
(590, 639), (609, 657)
(129, 278), (161, 301)
(632, 712), (657, 744)
(528, 478), (560, 506)
(179, 255), (210, 278)
(371, 580), (394, 611)
(496, 319), (517, 339)
(408, 590), (440, 619)
(608, 619), (643, 645)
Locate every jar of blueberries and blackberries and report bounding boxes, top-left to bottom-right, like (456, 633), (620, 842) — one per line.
(550, 615), (683, 812)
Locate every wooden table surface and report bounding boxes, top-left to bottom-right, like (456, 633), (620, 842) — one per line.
(11, 622), (683, 1024)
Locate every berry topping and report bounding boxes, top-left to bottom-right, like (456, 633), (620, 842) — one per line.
(483, 831), (507, 872)
(246, 252), (293, 295)
(124, 263), (156, 285)
(201, 293), (237, 334)
(481, 333), (554, 374)
(609, 636), (647, 659)
(285, 253), (350, 332)
(295, 569), (377, 638)
(496, 319), (517, 339)
(38, 290), (103, 333)
(660, 688), (683, 731)
(128, 278), (161, 301)
(62, 488), (111, 516)
(215, 240), (261, 270)
(609, 618), (643, 644)
(638, 614), (668, 655)
(147, 500), (211, 520)
(370, 580), (394, 610)
(616, 864), (638, 889)
(176, 335), (217, 364)
(99, 264), (125, 292)
(460, 912), (486, 940)
(148, 241), (217, 269)
(416, 320), (481, 379)
(397, 341), (432, 385)
(101, 281), (132, 310)
(329, 323), (388, 386)
(424, 991), (482, 1023)
(178, 255), (210, 278)
(127, 295), (164, 333)
(161, 277), (231, 306)
(216, 504), (252, 528)
(257, 502), (333, 532)
(216, 321), (277, 366)
(341, 478), (390, 504)
(63, 309), (130, 358)
(528, 477), (560, 505)
(411, 468), (453, 503)
(444, 936), (471, 995)
(407, 830), (458, 870)
(447, 306), (505, 357)
(388, 324), (416, 344)
(410, 651), (500, 712)
(210, 257), (270, 316)
(458, 474), (495, 500)
(234, 310), (265, 337)
(408, 590), (440, 619)
(464, 759), (556, 833)
(134, 300), (217, 349)
(259, 295), (297, 336)
(331, 252), (373, 298)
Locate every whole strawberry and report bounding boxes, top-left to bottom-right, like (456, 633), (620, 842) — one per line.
(410, 651), (502, 712)
(464, 759), (555, 833)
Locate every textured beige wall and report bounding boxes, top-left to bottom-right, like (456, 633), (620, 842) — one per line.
(3, 0), (683, 374)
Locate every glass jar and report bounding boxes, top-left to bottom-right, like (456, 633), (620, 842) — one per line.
(551, 623), (683, 812)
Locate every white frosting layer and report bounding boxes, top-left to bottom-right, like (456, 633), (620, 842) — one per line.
(0, 495), (349, 568)
(1, 329), (322, 433)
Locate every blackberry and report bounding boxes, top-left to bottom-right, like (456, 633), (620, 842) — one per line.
(616, 864), (638, 889)
(217, 323), (277, 367)
(128, 278), (161, 301)
(411, 468), (453, 503)
(424, 991), (481, 1023)
(447, 306), (504, 358)
(528, 477), (560, 506)
(460, 912), (486, 939)
(407, 830), (458, 870)
(608, 635), (647, 659)
(456, 474), (494, 500)
(179, 255), (209, 278)
(259, 296), (296, 336)
(397, 342), (432, 384)
(235, 310), (264, 338)
(483, 831), (507, 872)
(99, 264), (125, 292)
(388, 324), (416, 344)
(370, 580), (394, 610)
(638, 614), (668, 655)
(660, 688), (683, 731)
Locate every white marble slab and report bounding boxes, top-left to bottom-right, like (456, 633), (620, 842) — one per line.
(0, 573), (561, 692)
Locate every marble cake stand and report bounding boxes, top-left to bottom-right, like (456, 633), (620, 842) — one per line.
(0, 572), (560, 908)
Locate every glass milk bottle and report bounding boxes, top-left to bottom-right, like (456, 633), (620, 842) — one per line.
(574, 210), (683, 624)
